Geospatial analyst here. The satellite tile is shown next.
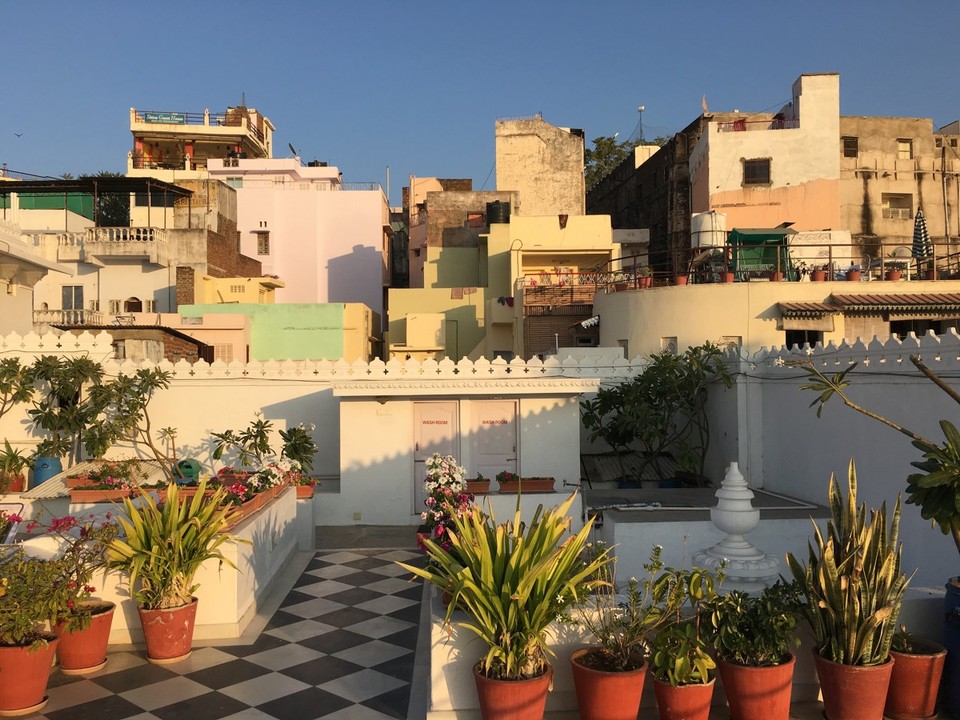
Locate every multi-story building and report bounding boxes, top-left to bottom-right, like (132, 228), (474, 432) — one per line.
(0, 218), (73, 333)
(589, 73), (960, 277)
(0, 177), (271, 332)
(206, 158), (390, 318)
(388, 117), (642, 360)
(126, 105), (275, 227)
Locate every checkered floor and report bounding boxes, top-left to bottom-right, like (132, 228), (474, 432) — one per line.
(34, 549), (426, 720)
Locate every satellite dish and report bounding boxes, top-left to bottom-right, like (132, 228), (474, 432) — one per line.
(288, 143), (299, 157)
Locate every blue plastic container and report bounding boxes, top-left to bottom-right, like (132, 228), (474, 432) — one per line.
(33, 456), (63, 485)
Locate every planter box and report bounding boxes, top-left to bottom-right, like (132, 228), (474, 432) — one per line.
(465, 479), (490, 494)
(68, 488), (133, 503)
(498, 477), (555, 493)
(295, 484), (315, 499)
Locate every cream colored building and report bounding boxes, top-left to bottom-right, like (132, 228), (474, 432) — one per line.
(593, 277), (960, 358)
(495, 115), (586, 217)
(689, 73), (841, 232)
(0, 219), (73, 333)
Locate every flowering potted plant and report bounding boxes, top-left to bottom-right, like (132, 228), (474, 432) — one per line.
(465, 473), (489, 494)
(0, 548), (63, 713)
(35, 512), (121, 674)
(496, 470), (554, 493)
(0, 510), (20, 544)
(418, 453), (472, 558)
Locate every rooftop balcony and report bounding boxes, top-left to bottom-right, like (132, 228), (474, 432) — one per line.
(30, 227), (172, 267)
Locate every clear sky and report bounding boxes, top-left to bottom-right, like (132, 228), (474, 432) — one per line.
(2, 0), (958, 207)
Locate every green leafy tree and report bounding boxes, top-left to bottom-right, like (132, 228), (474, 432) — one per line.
(585, 135), (636, 191)
(581, 342), (733, 484)
(91, 170), (129, 227)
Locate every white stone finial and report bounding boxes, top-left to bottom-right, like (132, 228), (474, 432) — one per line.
(692, 460), (779, 593)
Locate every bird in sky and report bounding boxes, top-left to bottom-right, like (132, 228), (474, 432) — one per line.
(14, 133), (22, 138)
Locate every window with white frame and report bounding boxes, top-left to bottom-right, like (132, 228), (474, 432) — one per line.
(897, 138), (913, 160)
(882, 193), (913, 220)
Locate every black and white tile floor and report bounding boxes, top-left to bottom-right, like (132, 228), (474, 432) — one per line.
(32, 548), (426, 720)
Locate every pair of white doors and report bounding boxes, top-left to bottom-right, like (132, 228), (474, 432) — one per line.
(412, 401), (517, 515)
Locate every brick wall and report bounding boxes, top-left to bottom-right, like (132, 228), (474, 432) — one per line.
(176, 267), (195, 308)
(206, 225), (262, 278)
(523, 309), (597, 358)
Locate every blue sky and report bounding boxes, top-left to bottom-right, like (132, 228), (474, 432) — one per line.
(3, 1), (958, 207)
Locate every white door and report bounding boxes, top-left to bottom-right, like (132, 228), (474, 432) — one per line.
(470, 400), (518, 480)
(413, 402), (459, 516)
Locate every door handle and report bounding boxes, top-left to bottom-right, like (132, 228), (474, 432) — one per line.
(415, 442), (420, 452)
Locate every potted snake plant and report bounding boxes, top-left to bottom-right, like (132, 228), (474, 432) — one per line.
(398, 492), (609, 720)
(786, 460), (910, 720)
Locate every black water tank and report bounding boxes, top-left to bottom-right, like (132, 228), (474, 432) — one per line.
(487, 201), (511, 225)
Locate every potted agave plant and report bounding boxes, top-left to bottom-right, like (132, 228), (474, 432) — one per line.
(568, 544), (691, 720)
(786, 460), (910, 720)
(399, 492), (609, 720)
(704, 580), (802, 720)
(106, 480), (244, 663)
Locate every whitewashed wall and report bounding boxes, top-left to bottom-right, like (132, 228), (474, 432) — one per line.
(719, 331), (960, 587)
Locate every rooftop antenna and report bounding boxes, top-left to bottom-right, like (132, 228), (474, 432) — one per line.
(241, 92), (246, 106)
(637, 105), (645, 143)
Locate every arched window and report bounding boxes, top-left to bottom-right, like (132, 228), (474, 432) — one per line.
(124, 297), (143, 313)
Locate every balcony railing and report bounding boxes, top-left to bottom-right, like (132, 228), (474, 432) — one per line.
(716, 118), (799, 133)
(34, 309), (105, 326)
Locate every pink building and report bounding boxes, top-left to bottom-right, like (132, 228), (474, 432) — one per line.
(208, 158), (390, 316)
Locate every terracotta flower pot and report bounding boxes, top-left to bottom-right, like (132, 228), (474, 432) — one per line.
(0, 635), (58, 715)
(812, 651), (893, 720)
(466, 479), (490, 494)
(885, 270), (902, 281)
(138, 597), (198, 664)
(846, 269), (862, 281)
(722, 272), (735, 283)
(473, 662), (552, 720)
(639, 276), (653, 289)
(295, 484), (315, 499)
(652, 676), (715, 720)
(718, 653), (794, 720)
(569, 648), (647, 720)
(674, 275), (688, 286)
(54, 601), (116, 675)
(885, 641), (946, 720)
(811, 269), (828, 281)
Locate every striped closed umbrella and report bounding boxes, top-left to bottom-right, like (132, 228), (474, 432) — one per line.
(912, 207), (933, 266)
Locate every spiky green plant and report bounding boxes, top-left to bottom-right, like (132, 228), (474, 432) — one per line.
(786, 460), (910, 665)
(106, 480), (245, 609)
(397, 492), (611, 680)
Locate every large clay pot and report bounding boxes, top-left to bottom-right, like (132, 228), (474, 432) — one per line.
(569, 648), (647, 720)
(138, 597), (198, 664)
(473, 662), (552, 720)
(944, 577), (960, 715)
(0, 635), (59, 716)
(652, 677), (715, 720)
(885, 640), (947, 720)
(812, 651), (893, 720)
(718, 653), (794, 720)
(54, 601), (116, 675)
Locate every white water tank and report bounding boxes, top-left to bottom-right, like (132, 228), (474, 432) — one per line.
(691, 211), (727, 248)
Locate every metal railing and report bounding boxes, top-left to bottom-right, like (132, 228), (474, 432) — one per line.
(716, 118), (799, 133)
